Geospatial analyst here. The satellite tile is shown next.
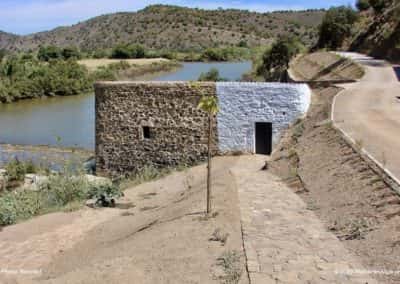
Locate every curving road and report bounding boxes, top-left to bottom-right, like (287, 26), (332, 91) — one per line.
(333, 52), (400, 182)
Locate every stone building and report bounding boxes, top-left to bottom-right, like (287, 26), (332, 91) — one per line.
(95, 81), (311, 175)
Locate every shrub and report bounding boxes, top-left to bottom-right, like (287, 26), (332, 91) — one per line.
(38, 46), (62, 61)
(61, 47), (81, 60)
(0, 49), (6, 62)
(198, 68), (226, 81)
(0, 171), (123, 226)
(111, 45), (131, 59)
(317, 6), (358, 49)
(201, 47), (250, 61)
(5, 159), (37, 182)
(92, 49), (110, 59)
(40, 174), (90, 208)
(237, 40), (248, 48)
(111, 44), (146, 59)
(90, 66), (117, 81)
(87, 184), (123, 207)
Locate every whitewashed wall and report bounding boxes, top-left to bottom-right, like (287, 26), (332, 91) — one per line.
(216, 82), (311, 153)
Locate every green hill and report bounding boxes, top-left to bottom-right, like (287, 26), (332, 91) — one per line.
(0, 5), (325, 52)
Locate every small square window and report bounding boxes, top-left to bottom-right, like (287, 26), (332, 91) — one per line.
(143, 126), (151, 139)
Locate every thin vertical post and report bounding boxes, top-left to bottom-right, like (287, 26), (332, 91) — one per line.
(207, 114), (212, 214)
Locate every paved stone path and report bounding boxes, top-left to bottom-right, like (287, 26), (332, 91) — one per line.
(231, 155), (376, 284)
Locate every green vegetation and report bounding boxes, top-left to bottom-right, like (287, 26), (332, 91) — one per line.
(369, 0), (386, 13)
(0, 49), (6, 61)
(216, 250), (243, 283)
(257, 37), (304, 81)
(349, 0), (400, 61)
(38, 45), (81, 61)
(5, 159), (37, 182)
(356, 0), (371, 11)
(88, 184), (123, 207)
(317, 6), (358, 49)
(90, 61), (131, 81)
(0, 172), (88, 225)
(0, 48), (181, 103)
(200, 47), (251, 61)
(0, 5), (324, 53)
(0, 161), (123, 226)
(198, 68), (226, 82)
(0, 55), (92, 103)
(111, 44), (146, 59)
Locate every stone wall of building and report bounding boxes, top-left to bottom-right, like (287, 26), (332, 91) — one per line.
(95, 81), (218, 176)
(216, 82), (311, 153)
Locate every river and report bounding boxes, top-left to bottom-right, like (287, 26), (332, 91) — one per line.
(0, 61), (251, 153)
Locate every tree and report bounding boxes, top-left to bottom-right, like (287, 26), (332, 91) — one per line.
(111, 44), (146, 59)
(38, 46), (62, 61)
(317, 6), (358, 49)
(197, 94), (219, 214)
(129, 44), (145, 58)
(356, 0), (371, 11)
(257, 37), (303, 81)
(111, 45), (131, 59)
(61, 47), (81, 60)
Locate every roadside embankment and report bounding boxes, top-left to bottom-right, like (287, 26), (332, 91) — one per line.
(288, 51), (364, 84)
(270, 86), (400, 284)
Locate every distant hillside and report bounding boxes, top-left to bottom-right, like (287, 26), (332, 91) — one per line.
(0, 31), (18, 50)
(349, 1), (400, 61)
(0, 5), (325, 52)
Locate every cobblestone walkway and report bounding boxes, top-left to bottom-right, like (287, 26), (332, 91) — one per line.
(231, 155), (376, 284)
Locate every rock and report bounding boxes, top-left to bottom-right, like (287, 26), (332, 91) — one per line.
(23, 174), (49, 191)
(85, 199), (97, 208)
(0, 169), (6, 177)
(85, 175), (111, 187)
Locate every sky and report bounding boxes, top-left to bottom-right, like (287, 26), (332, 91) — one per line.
(0, 0), (355, 35)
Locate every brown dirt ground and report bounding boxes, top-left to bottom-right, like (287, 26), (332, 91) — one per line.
(289, 52), (365, 81)
(270, 86), (400, 284)
(0, 157), (248, 284)
(78, 58), (169, 71)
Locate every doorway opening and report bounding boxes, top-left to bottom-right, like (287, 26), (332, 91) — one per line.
(255, 122), (272, 155)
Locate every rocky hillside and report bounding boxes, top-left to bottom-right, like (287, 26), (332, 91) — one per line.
(350, 0), (400, 61)
(0, 5), (325, 52)
(0, 31), (18, 50)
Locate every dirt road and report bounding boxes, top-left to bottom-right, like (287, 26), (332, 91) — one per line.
(0, 155), (375, 283)
(333, 52), (400, 182)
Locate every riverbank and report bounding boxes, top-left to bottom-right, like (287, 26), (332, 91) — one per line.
(79, 58), (182, 81)
(0, 61), (251, 151)
(0, 58), (182, 105)
(0, 144), (93, 170)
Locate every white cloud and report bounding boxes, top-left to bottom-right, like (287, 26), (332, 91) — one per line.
(0, 0), (306, 35)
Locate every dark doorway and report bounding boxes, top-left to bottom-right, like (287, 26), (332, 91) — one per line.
(255, 122), (272, 155)
(393, 67), (400, 82)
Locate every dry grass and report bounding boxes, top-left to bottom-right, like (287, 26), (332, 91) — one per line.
(78, 58), (169, 71)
